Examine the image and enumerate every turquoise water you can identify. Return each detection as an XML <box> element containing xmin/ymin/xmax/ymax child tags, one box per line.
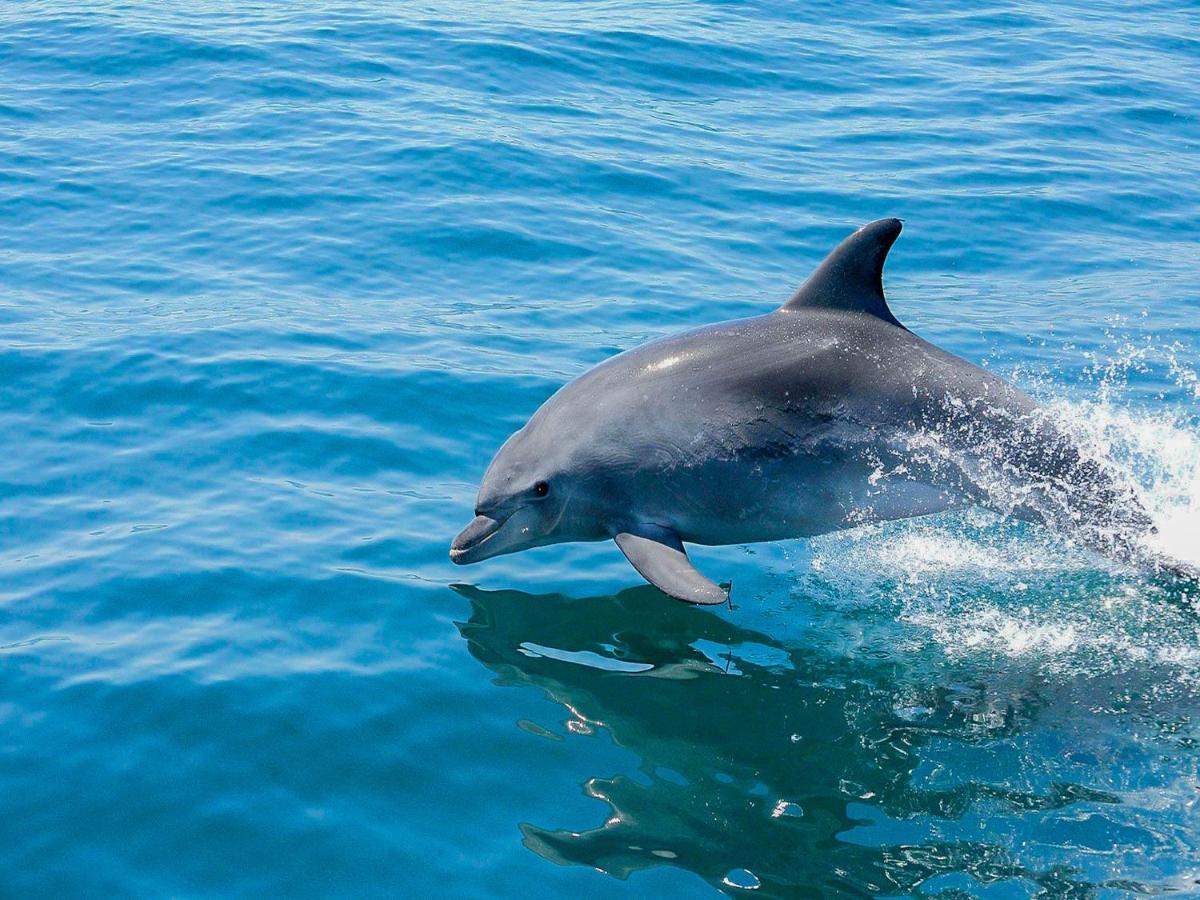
<box><xmin>3</xmin><ymin>1</ymin><xmax>1200</xmax><ymax>896</ymax></box>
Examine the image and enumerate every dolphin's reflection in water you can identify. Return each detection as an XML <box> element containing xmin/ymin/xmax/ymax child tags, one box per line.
<box><xmin>453</xmin><ymin>583</ymin><xmax>1177</xmax><ymax>898</ymax></box>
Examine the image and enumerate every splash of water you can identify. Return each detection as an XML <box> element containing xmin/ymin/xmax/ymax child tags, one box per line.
<box><xmin>807</xmin><ymin>341</ymin><xmax>1200</xmax><ymax>678</ymax></box>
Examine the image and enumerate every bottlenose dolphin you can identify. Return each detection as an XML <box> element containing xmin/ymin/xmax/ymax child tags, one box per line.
<box><xmin>451</xmin><ymin>218</ymin><xmax>1160</xmax><ymax>604</ymax></box>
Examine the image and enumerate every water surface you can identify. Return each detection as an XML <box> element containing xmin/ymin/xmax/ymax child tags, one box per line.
<box><xmin>2</xmin><ymin>1</ymin><xmax>1200</xmax><ymax>896</ymax></box>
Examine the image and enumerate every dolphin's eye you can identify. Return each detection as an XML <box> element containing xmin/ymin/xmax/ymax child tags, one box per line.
<box><xmin>533</xmin><ymin>481</ymin><xmax>550</xmax><ymax>498</ymax></box>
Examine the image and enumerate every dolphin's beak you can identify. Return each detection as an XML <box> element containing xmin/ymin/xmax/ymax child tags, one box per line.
<box><xmin>450</xmin><ymin>513</ymin><xmax>507</xmax><ymax>565</ymax></box>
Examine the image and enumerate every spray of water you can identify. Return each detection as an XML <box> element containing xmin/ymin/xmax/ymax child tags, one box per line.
<box><xmin>807</xmin><ymin>339</ymin><xmax>1200</xmax><ymax>680</ymax></box>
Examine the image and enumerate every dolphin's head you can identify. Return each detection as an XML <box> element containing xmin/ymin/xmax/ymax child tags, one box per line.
<box><xmin>450</xmin><ymin>420</ymin><xmax>612</xmax><ymax>565</ymax></box>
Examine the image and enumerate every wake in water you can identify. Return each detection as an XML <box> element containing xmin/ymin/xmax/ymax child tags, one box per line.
<box><xmin>1054</xmin><ymin>338</ymin><xmax>1200</xmax><ymax>576</ymax></box>
<box><xmin>807</xmin><ymin>338</ymin><xmax>1200</xmax><ymax>680</ymax></box>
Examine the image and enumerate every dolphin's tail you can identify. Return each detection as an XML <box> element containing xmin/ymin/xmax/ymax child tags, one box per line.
<box><xmin>1129</xmin><ymin>534</ymin><xmax>1200</xmax><ymax>588</ymax></box>
<box><xmin>1084</xmin><ymin>517</ymin><xmax>1200</xmax><ymax>591</ymax></box>
<box><xmin>1156</xmin><ymin>557</ymin><xmax>1200</xmax><ymax>584</ymax></box>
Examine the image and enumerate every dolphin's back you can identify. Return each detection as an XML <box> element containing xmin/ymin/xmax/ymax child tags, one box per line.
<box><xmin>550</xmin><ymin>306</ymin><xmax>1021</xmax><ymax>463</ymax></box>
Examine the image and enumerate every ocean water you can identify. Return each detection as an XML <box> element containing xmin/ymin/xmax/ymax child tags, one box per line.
<box><xmin>2</xmin><ymin>1</ymin><xmax>1200</xmax><ymax>896</ymax></box>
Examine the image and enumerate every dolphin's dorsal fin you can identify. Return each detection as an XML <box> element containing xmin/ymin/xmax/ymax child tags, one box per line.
<box><xmin>780</xmin><ymin>218</ymin><xmax>903</xmax><ymax>326</ymax></box>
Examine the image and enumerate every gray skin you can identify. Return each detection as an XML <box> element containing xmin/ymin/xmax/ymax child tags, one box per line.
<box><xmin>451</xmin><ymin>219</ymin><xmax>1157</xmax><ymax>604</ymax></box>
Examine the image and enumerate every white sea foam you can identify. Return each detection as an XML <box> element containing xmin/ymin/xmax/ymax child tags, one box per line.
<box><xmin>807</xmin><ymin>342</ymin><xmax>1200</xmax><ymax>679</ymax></box>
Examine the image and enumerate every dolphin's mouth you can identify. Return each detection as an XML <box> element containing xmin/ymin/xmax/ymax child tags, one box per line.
<box><xmin>449</xmin><ymin>512</ymin><xmax>512</xmax><ymax>564</ymax></box>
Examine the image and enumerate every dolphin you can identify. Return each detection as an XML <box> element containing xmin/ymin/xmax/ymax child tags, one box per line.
<box><xmin>450</xmin><ymin>218</ymin><xmax>1162</xmax><ymax>604</ymax></box>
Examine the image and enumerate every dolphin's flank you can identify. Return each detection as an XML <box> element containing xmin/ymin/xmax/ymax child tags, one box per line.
<box><xmin>451</xmin><ymin>219</ymin><xmax>1169</xmax><ymax>603</ymax></box>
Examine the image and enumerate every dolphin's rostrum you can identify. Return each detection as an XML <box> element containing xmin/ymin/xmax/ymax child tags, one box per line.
<box><xmin>451</xmin><ymin>219</ymin><xmax>1165</xmax><ymax>603</ymax></box>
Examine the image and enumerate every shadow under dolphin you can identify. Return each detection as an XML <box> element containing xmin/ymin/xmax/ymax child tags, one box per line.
<box><xmin>451</xmin><ymin>582</ymin><xmax>1168</xmax><ymax>899</ymax></box>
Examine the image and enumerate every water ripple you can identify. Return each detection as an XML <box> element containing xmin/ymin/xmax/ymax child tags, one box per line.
<box><xmin>2</xmin><ymin>0</ymin><xmax>1199</xmax><ymax>896</ymax></box>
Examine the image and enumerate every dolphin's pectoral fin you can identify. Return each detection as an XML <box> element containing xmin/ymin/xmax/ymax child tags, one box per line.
<box><xmin>614</xmin><ymin>528</ymin><xmax>728</xmax><ymax>606</ymax></box>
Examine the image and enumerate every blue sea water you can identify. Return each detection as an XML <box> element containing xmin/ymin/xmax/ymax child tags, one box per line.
<box><xmin>2</xmin><ymin>1</ymin><xmax>1200</xmax><ymax>896</ymax></box>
